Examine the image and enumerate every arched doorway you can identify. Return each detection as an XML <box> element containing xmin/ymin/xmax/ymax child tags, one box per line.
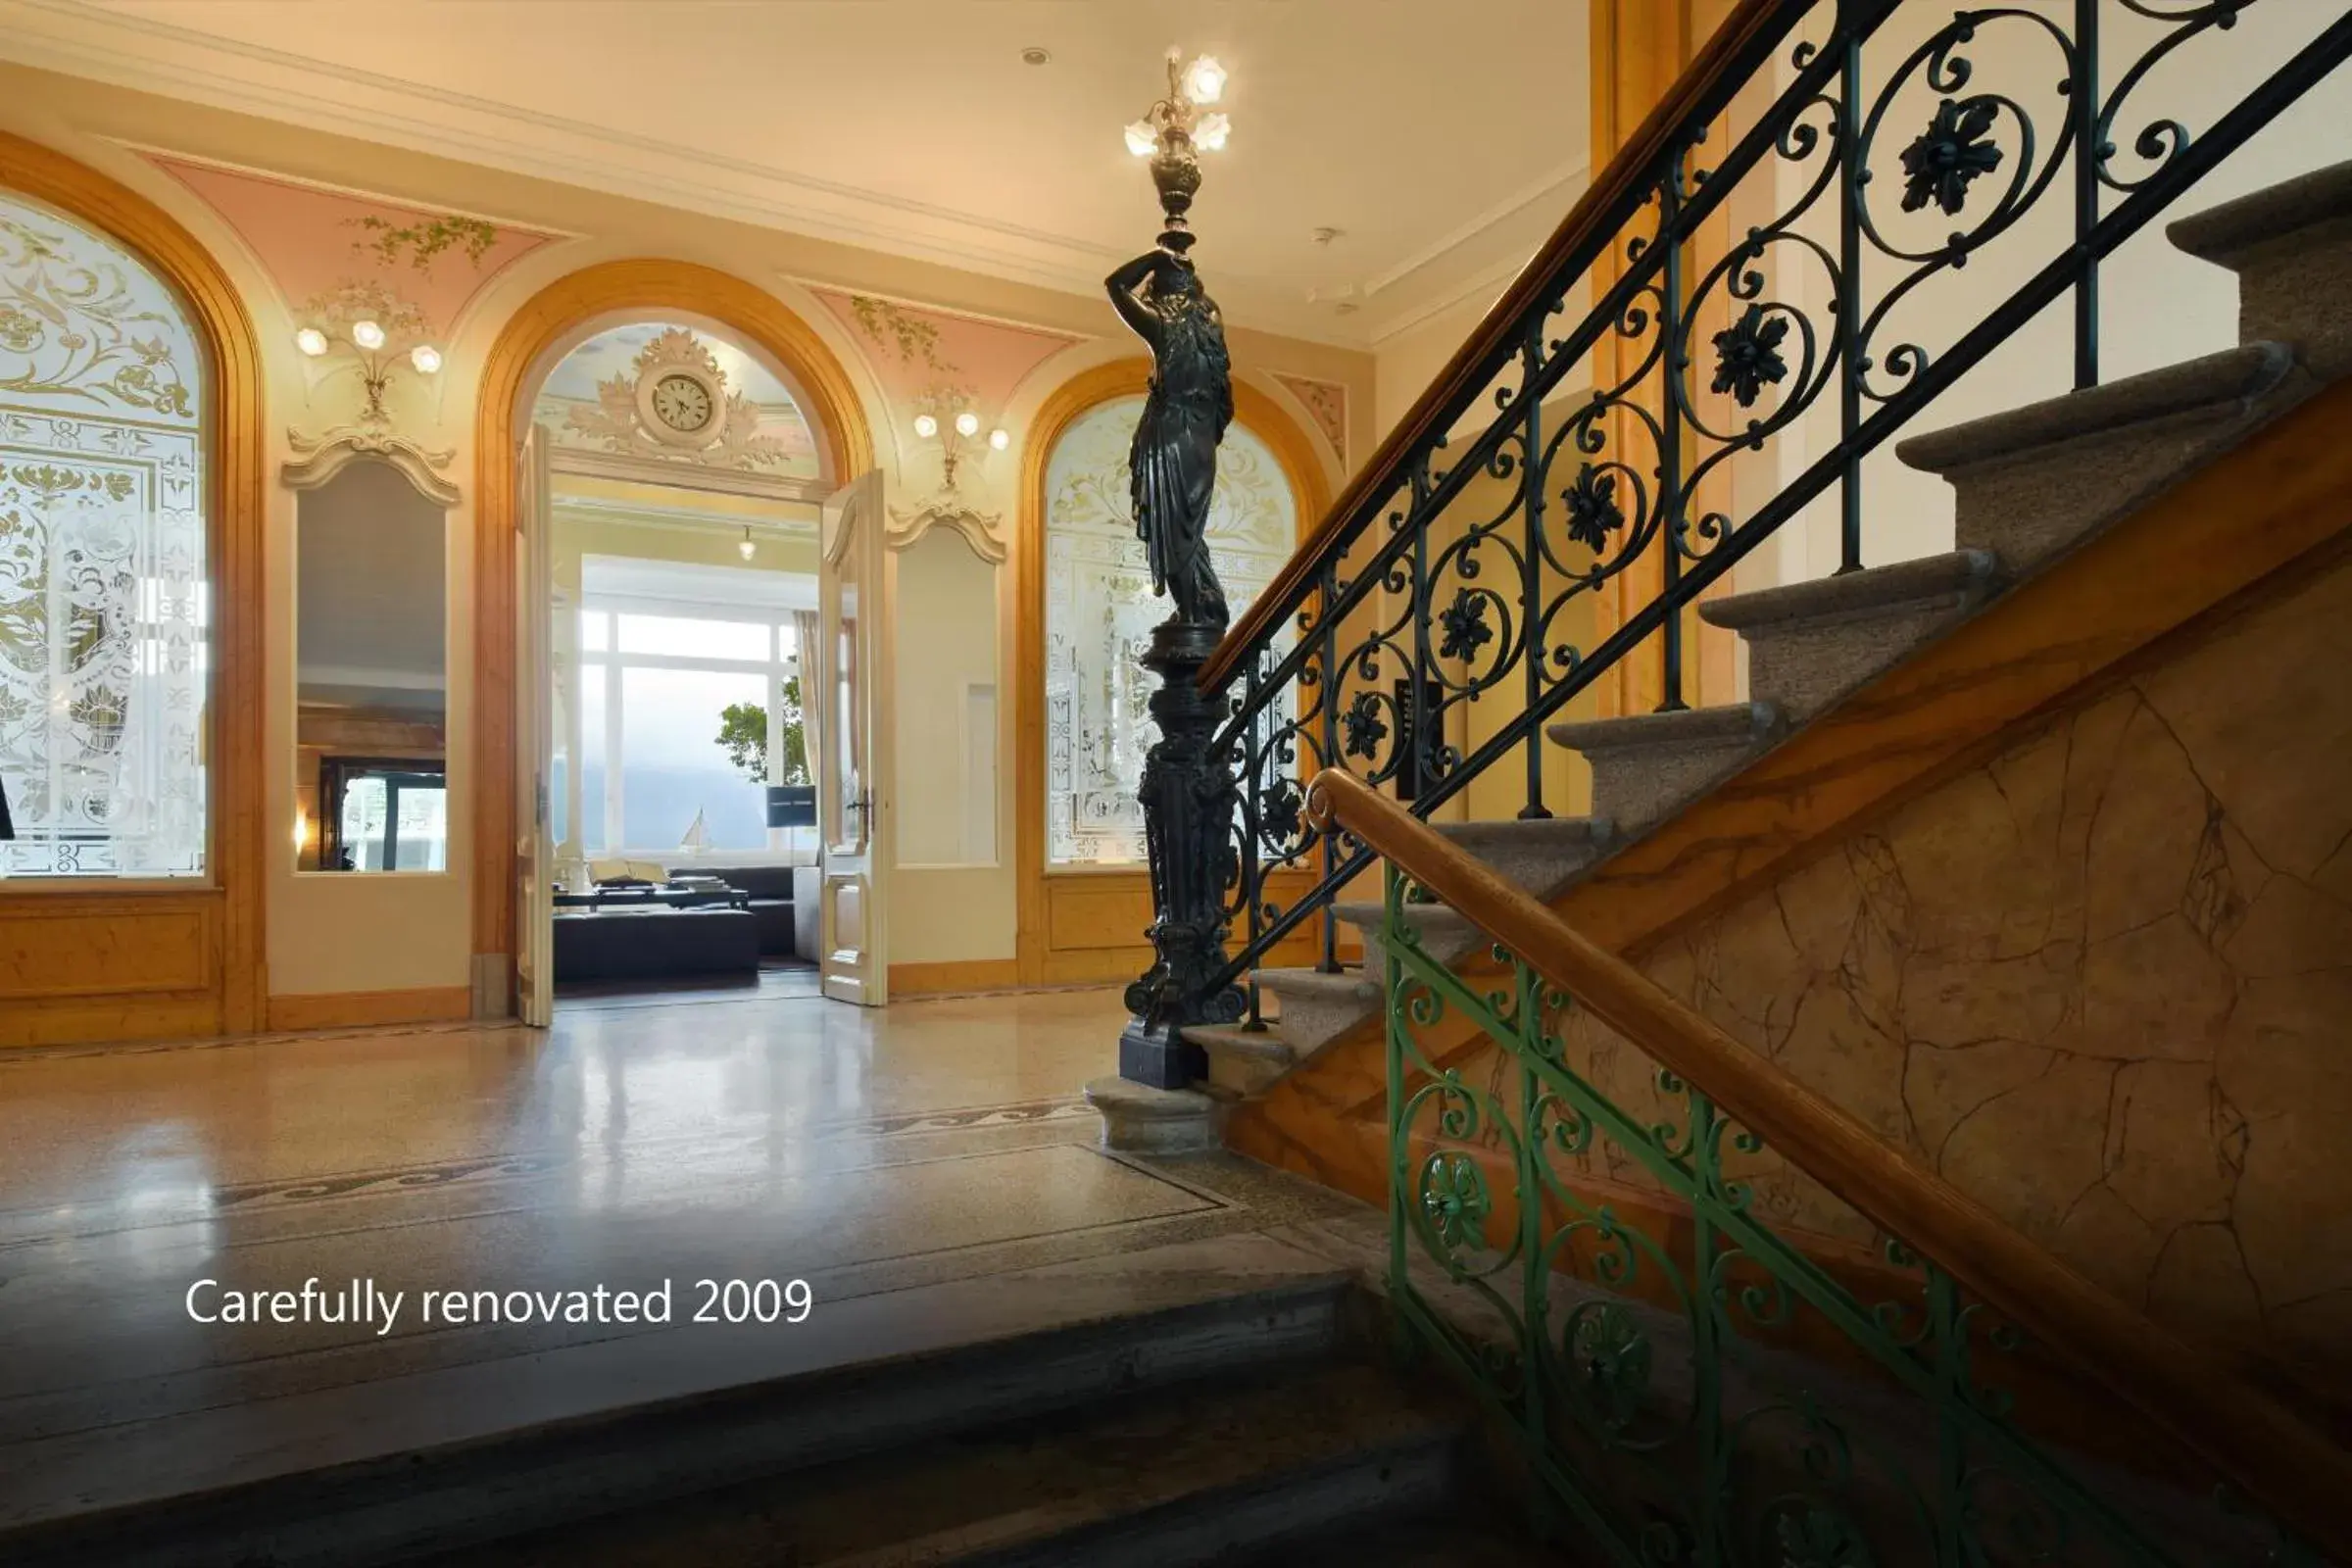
<box><xmin>473</xmin><ymin>262</ymin><xmax>875</xmax><ymax>1020</ymax></box>
<box><xmin>0</xmin><ymin>131</ymin><xmax>269</xmax><ymax>1047</ymax></box>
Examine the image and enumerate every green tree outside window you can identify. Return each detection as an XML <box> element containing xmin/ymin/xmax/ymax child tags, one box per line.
<box><xmin>715</xmin><ymin>675</ymin><xmax>810</xmax><ymax>786</ymax></box>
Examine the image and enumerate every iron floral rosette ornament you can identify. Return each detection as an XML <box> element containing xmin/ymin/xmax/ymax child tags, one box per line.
<box><xmin>1108</xmin><ymin>50</ymin><xmax>1246</xmax><ymax>1089</ymax></box>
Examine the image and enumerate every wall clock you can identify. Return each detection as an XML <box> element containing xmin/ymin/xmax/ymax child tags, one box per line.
<box><xmin>637</xmin><ymin>365</ymin><xmax>721</xmax><ymax>447</ymax></box>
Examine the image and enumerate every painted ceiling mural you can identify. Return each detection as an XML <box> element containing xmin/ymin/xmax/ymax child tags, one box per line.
<box><xmin>533</xmin><ymin>322</ymin><xmax>821</xmax><ymax>479</ymax></box>
<box><xmin>1271</xmin><ymin>371</ymin><xmax>1348</xmax><ymax>466</ymax></box>
<box><xmin>137</xmin><ymin>152</ymin><xmax>559</xmax><ymax>342</ymax></box>
<box><xmin>807</xmin><ymin>286</ymin><xmax>1078</xmax><ymax>437</ymax></box>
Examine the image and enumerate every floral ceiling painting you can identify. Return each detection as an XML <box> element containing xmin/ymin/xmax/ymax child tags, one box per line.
<box><xmin>808</xmin><ymin>286</ymin><xmax>1078</xmax><ymax>438</ymax></box>
<box><xmin>1272</xmin><ymin>371</ymin><xmax>1348</xmax><ymax>465</ymax></box>
<box><xmin>138</xmin><ymin>152</ymin><xmax>560</xmax><ymax>343</ymax></box>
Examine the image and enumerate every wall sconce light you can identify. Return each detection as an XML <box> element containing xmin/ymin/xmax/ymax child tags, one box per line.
<box><xmin>738</xmin><ymin>525</ymin><xmax>758</xmax><ymax>562</ymax></box>
<box><xmin>889</xmin><ymin>392</ymin><xmax>1012</xmax><ymax>562</ymax></box>
<box><xmin>908</xmin><ymin>397</ymin><xmax>1007</xmax><ymax>493</ymax></box>
<box><xmin>293</xmin><ymin>282</ymin><xmax>438</xmax><ymax>426</ymax></box>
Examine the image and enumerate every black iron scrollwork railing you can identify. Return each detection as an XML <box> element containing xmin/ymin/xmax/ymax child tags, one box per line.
<box><xmin>1195</xmin><ymin>0</ymin><xmax>2352</xmax><ymax>1020</ymax></box>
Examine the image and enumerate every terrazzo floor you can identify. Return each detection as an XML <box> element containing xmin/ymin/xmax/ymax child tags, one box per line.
<box><xmin>0</xmin><ymin>986</ymin><xmax>1367</xmax><ymax>1529</ymax></box>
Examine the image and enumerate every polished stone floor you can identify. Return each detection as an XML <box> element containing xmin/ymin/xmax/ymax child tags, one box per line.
<box><xmin>0</xmin><ymin>988</ymin><xmax>1366</xmax><ymax>1530</ymax></box>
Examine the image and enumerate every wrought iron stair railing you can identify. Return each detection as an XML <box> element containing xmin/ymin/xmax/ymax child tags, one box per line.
<box><xmin>1188</xmin><ymin>0</ymin><xmax>2352</xmax><ymax>1021</ymax></box>
<box><xmin>1307</xmin><ymin>764</ymin><xmax>2351</xmax><ymax>1566</ymax></box>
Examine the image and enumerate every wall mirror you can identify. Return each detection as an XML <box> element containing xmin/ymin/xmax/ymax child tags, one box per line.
<box><xmin>293</xmin><ymin>456</ymin><xmax>451</xmax><ymax>872</ymax></box>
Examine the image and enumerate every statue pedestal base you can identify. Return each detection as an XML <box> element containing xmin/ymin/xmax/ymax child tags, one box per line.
<box><xmin>1119</xmin><ymin>1014</ymin><xmax>1205</xmax><ymax>1091</ymax></box>
<box><xmin>1113</xmin><ymin>615</ymin><xmax>1245</xmax><ymax>1092</ymax></box>
<box><xmin>1084</xmin><ymin>1074</ymin><xmax>1220</xmax><ymax>1153</ymax></box>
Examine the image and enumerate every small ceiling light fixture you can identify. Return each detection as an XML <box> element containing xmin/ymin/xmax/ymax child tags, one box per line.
<box><xmin>1021</xmin><ymin>46</ymin><xmax>1052</xmax><ymax>66</ymax></box>
<box><xmin>738</xmin><ymin>525</ymin><xmax>757</xmax><ymax>562</ymax></box>
<box><xmin>294</xmin><ymin>327</ymin><xmax>328</xmax><ymax>358</ymax></box>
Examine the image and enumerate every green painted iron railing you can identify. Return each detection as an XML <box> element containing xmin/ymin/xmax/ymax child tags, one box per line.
<box><xmin>1371</xmin><ymin>858</ymin><xmax>2328</xmax><ymax>1567</ymax></box>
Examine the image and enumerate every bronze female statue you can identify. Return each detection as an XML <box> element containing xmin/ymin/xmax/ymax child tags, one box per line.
<box><xmin>1106</xmin><ymin>246</ymin><xmax>1234</xmax><ymax>630</ymax></box>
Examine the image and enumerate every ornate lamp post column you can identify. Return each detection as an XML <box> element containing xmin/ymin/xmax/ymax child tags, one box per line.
<box><xmin>1105</xmin><ymin>50</ymin><xmax>1244</xmax><ymax>1093</ymax></box>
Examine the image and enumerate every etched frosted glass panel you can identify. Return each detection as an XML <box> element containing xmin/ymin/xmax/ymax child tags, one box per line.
<box><xmin>1043</xmin><ymin>397</ymin><xmax>1295</xmax><ymax>867</ymax></box>
<box><xmin>0</xmin><ymin>194</ymin><xmax>207</xmax><ymax>877</ymax></box>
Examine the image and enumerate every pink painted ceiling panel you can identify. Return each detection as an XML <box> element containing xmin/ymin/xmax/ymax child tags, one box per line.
<box><xmin>140</xmin><ymin>152</ymin><xmax>561</xmax><ymax>336</ymax></box>
<box><xmin>808</xmin><ymin>286</ymin><xmax>1080</xmax><ymax>422</ymax></box>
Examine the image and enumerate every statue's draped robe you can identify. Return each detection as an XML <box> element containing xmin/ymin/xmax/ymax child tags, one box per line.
<box><xmin>1128</xmin><ymin>292</ymin><xmax>1234</xmax><ymax>629</ymax></box>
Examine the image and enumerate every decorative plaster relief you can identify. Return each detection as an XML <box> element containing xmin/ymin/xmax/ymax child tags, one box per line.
<box><xmin>1272</xmin><ymin>371</ymin><xmax>1348</xmax><ymax>465</ymax></box>
<box><xmin>533</xmin><ymin>322</ymin><xmax>821</xmax><ymax>481</ymax></box>
<box><xmin>1470</xmin><ymin>553</ymin><xmax>2352</xmax><ymax>1383</ymax></box>
<box><xmin>281</xmin><ymin>426</ymin><xmax>459</xmax><ymax>510</ymax></box>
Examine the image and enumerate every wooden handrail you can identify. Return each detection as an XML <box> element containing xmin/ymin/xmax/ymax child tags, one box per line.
<box><xmin>1200</xmin><ymin>0</ymin><xmax>1804</xmax><ymax>694</ymax></box>
<box><xmin>1307</xmin><ymin>764</ymin><xmax>2352</xmax><ymax>1564</ymax></box>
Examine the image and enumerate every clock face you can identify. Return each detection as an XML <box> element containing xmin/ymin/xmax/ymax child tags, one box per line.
<box><xmin>649</xmin><ymin>372</ymin><xmax>714</xmax><ymax>435</ymax></box>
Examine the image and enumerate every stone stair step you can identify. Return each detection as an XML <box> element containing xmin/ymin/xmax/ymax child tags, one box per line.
<box><xmin>1252</xmin><ymin>967</ymin><xmax>1382</xmax><ymax>1059</ymax></box>
<box><xmin>1699</xmin><ymin>549</ymin><xmax>2004</xmax><ymax>721</ymax></box>
<box><xmin>1434</xmin><ymin>815</ymin><xmax>1616</xmax><ymax>898</ymax></box>
<box><xmin>1332</xmin><ymin>900</ymin><xmax>1488</xmax><ymax>990</ymax></box>
<box><xmin>0</xmin><ymin>1242</ymin><xmax>1358</xmax><ymax>1568</ymax></box>
<box><xmin>1895</xmin><ymin>340</ymin><xmax>2311</xmax><ymax>574</ymax></box>
<box><xmin>1544</xmin><ymin>702</ymin><xmax>1784</xmax><ymax>835</ymax></box>
<box><xmin>2170</xmin><ymin>157</ymin><xmax>2352</xmax><ymax>380</ymax></box>
<box><xmin>1180</xmin><ymin>1023</ymin><xmax>1298</xmax><ymax>1099</ymax></box>
<box><xmin>436</xmin><ymin>1359</ymin><xmax>1469</xmax><ymax>1568</ymax></box>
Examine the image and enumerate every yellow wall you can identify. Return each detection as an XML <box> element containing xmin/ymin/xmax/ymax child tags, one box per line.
<box><xmin>0</xmin><ymin>60</ymin><xmax>1369</xmax><ymax>1020</ymax></box>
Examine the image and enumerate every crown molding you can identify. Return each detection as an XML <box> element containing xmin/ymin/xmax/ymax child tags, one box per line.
<box><xmin>0</xmin><ymin>1</ymin><xmax>1368</xmax><ymax>347</ymax></box>
<box><xmin>0</xmin><ymin>0</ymin><xmax>1584</xmax><ymax>357</ymax></box>
<box><xmin>1359</xmin><ymin>157</ymin><xmax>1588</xmax><ymax>302</ymax></box>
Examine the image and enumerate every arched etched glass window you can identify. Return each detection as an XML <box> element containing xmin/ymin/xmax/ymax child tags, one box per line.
<box><xmin>1043</xmin><ymin>398</ymin><xmax>1294</xmax><ymax>866</ymax></box>
<box><xmin>0</xmin><ymin>194</ymin><xmax>207</xmax><ymax>877</ymax></box>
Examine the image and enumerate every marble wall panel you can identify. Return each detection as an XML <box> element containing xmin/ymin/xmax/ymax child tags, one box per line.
<box><xmin>1461</xmin><ymin>551</ymin><xmax>2352</xmax><ymax>1378</ymax></box>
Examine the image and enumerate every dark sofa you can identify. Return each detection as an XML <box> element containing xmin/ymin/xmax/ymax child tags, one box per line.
<box><xmin>553</xmin><ymin>906</ymin><xmax>760</xmax><ymax>982</ymax></box>
<box><xmin>677</xmin><ymin>863</ymin><xmax>799</xmax><ymax>957</ymax></box>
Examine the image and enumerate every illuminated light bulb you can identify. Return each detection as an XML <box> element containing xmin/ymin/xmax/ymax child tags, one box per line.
<box><xmin>988</xmin><ymin>428</ymin><xmax>1009</xmax><ymax>451</ymax></box>
<box><xmin>1195</xmin><ymin>112</ymin><xmax>1231</xmax><ymax>153</ymax></box>
<box><xmin>351</xmin><ymin>319</ymin><xmax>387</xmax><ymax>351</ymax></box>
<box><xmin>294</xmin><ymin>327</ymin><xmax>328</xmax><ymax>358</ymax></box>
<box><xmin>293</xmin><ymin>809</ymin><xmax>309</xmax><ymax>849</ymax></box>
<box><xmin>1181</xmin><ymin>55</ymin><xmax>1227</xmax><ymax>105</ymax></box>
<box><xmin>912</xmin><ymin>413</ymin><xmax>938</xmax><ymax>439</ymax></box>
<box><xmin>410</xmin><ymin>344</ymin><xmax>443</xmax><ymax>374</ymax></box>
<box><xmin>955</xmin><ymin>411</ymin><xmax>980</xmax><ymax>438</ymax></box>
<box><xmin>1123</xmin><ymin>120</ymin><xmax>1157</xmax><ymax>158</ymax></box>
<box><xmin>738</xmin><ymin>527</ymin><xmax>757</xmax><ymax>562</ymax></box>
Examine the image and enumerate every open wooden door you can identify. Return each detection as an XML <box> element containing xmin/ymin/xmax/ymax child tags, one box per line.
<box><xmin>514</xmin><ymin>424</ymin><xmax>555</xmax><ymax>1027</ymax></box>
<box><xmin>816</xmin><ymin>468</ymin><xmax>889</xmax><ymax>1005</ymax></box>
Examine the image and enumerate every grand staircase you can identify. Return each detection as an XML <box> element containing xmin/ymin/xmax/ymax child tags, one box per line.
<box><xmin>1191</xmin><ymin>158</ymin><xmax>2352</xmax><ymax>1125</ymax></box>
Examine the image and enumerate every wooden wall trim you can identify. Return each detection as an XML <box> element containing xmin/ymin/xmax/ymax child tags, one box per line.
<box><xmin>266</xmin><ymin>986</ymin><xmax>472</xmax><ymax>1032</ymax></box>
<box><xmin>885</xmin><ymin>958</ymin><xmax>1022</xmax><ymax>998</ymax></box>
<box><xmin>470</xmin><ymin>261</ymin><xmax>876</xmax><ymax>1008</ymax></box>
<box><xmin>0</xmin><ymin>129</ymin><xmax>270</xmax><ymax>1043</ymax></box>
<box><xmin>1012</xmin><ymin>361</ymin><xmax>1334</xmax><ymax>986</ymax></box>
